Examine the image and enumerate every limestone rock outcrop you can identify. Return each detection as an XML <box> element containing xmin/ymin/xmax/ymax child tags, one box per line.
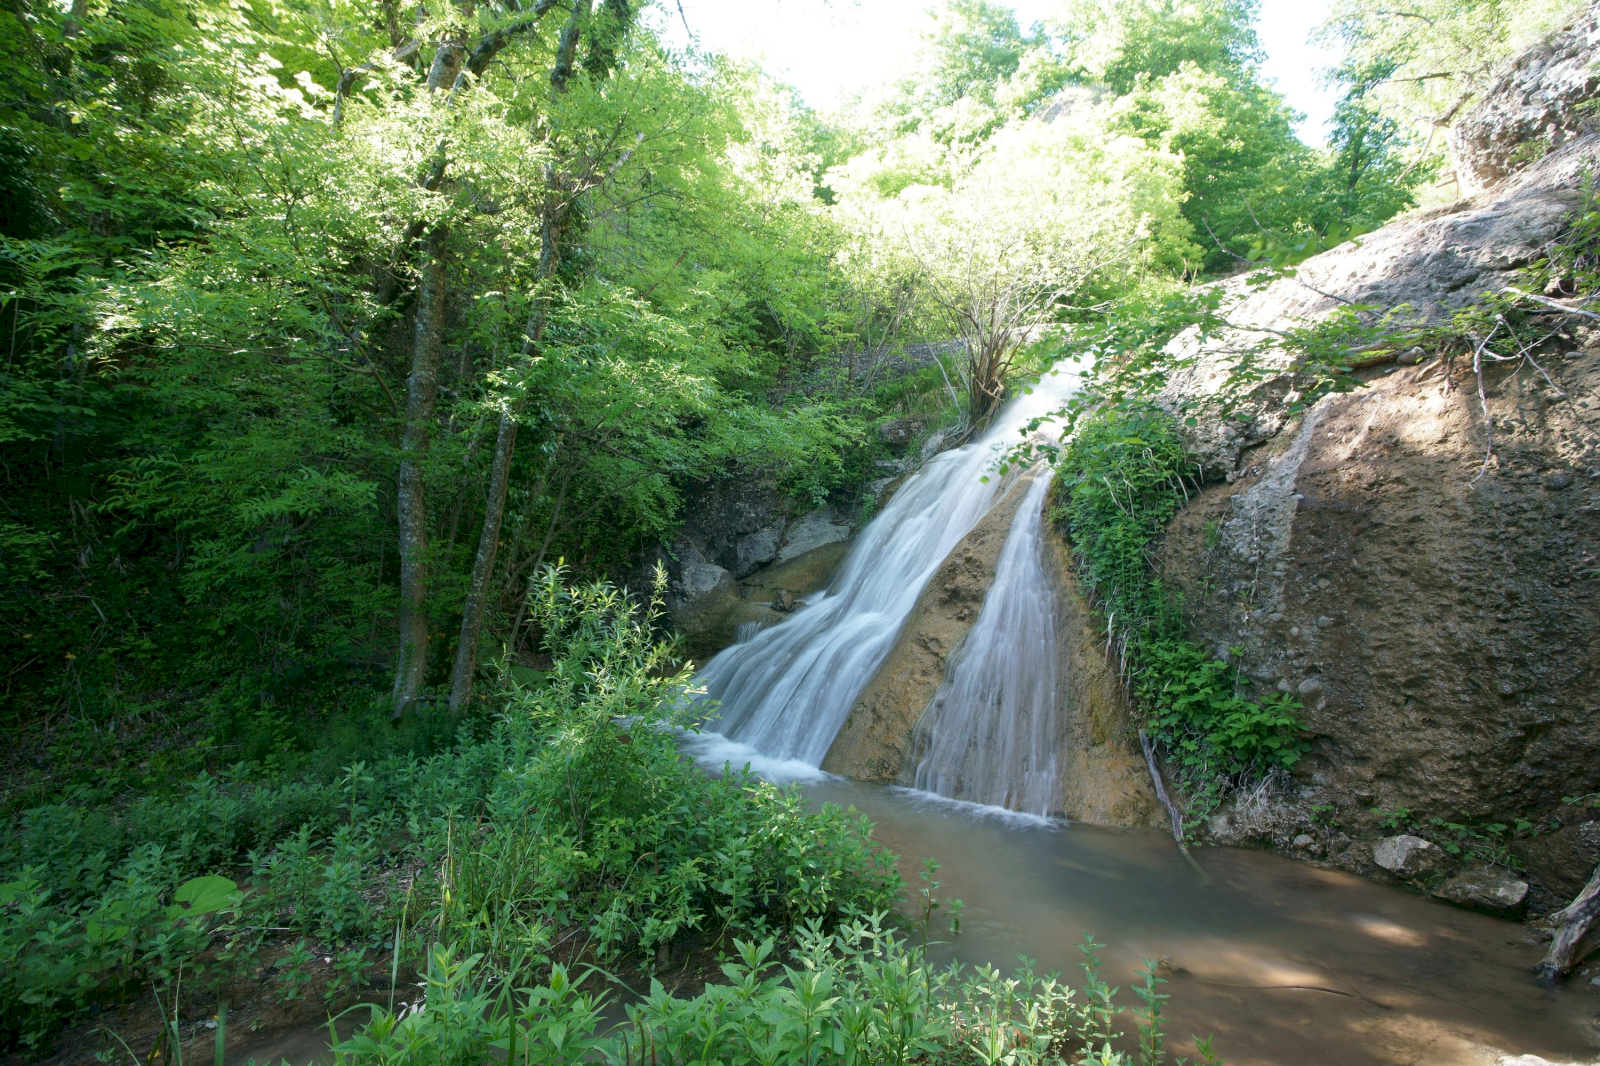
<box><xmin>1449</xmin><ymin>6</ymin><xmax>1600</xmax><ymax>196</ymax></box>
<box><xmin>1152</xmin><ymin>20</ymin><xmax>1600</xmax><ymax>904</ymax></box>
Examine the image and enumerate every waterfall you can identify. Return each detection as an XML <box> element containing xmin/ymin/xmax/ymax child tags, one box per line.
<box><xmin>907</xmin><ymin>471</ymin><xmax>1061</xmax><ymax>815</ymax></box>
<box><xmin>693</xmin><ymin>365</ymin><xmax>1079</xmax><ymax>772</ymax></box>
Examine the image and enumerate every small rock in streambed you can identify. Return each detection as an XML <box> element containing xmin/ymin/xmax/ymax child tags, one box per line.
<box><xmin>1373</xmin><ymin>834</ymin><xmax>1447</xmax><ymax>879</ymax></box>
<box><xmin>1433</xmin><ymin>866</ymin><xmax>1529</xmax><ymax>916</ymax></box>
<box><xmin>772</xmin><ymin>590</ymin><xmax>796</xmax><ymax>612</ymax></box>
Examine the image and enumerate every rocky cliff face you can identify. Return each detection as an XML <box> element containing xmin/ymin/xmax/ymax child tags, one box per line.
<box><xmin>1450</xmin><ymin>5</ymin><xmax>1600</xmax><ymax>196</ymax></box>
<box><xmin>653</xmin><ymin>416</ymin><xmax>950</xmax><ymax>659</ymax></box>
<box><xmin>1151</xmin><ymin>31</ymin><xmax>1600</xmax><ymax>909</ymax></box>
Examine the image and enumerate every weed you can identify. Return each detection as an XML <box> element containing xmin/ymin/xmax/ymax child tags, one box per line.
<box><xmin>1374</xmin><ymin>806</ymin><xmax>1414</xmax><ymax>831</ymax></box>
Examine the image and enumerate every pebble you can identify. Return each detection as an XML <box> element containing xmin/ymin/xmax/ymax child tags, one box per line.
<box><xmin>1317</xmin><ymin>616</ymin><xmax>1333</xmax><ymax>627</ymax></box>
<box><xmin>1292</xmin><ymin>833</ymin><xmax>1315</xmax><ymax>848</ymax></box>
<box><xmin>1298</xmin><ymin>678</ymin><xmax>1324</xmax><ymax>696</ymax></box>
<box><xmin>1317</xmin><ymin>578</ymin><xmax>1332</xmax><ymax>590</ymax></box>
<box><xmin>1289</xmin><ymin>626</ymin><xmax>1301</xmax><ymax>637</ymax></box>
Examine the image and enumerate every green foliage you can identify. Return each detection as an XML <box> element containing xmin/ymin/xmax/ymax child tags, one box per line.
<box><xmin>1050</xmin><ymin>405</ymin><xmax>1307</xmax><ymax>814</ymax></box>
<box><xmin>328</xmin><ymin>920</ymin><xmax>1209</xmax><ymax>1066</ymax></box>
<box><xmin>0</xmin><ymin>574</ymin><xmax>901</xmax><ymax>1051</ymax></box>
<box><xmin>1424</xmin><ymin>817</ymin><xmax>1526</xmax><ymax>871</ymax></box>
<box><xmin>1373</xmin><ymin>806</ymin><xmax>1414</xmax><ymax>830</ymax></box>
<box><xmin>1321</xmin><ymin>0</ymin><xmax>1586</xmax><ymax>149</ymax></box>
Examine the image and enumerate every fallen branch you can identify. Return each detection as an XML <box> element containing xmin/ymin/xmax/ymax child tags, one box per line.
<box><xmin>1535</xmin><ymin>861</ymin><xmax>1600</xmax><ymax>982</ymax></box>
<box><xmin>1466</xmin><ymin>324</ymin><xmax>1500</xmax><ymax>484</ymax></box>
<box><xmin>1505</xmin><ymin>285</ymin><xmax>1600</xmax><ymax>321</ymax></box>
<box><xmin>1140</xmin><ymin>728</ymin><xmax>1189</xmax><ymax>855</ymax></box>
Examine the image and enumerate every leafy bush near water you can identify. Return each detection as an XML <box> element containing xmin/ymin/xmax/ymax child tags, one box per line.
<box><xmin>328</xmin><ymin>923</ymin><xmax>1212</xmax><ymax>1066</ymax></box>
<box><xmin>0</xmin><ymin>570</ymin><xmax>901</xmax><ymax>1052</ymax></box>
<box><xmin>1050</xmin><ymin>405</ymin><xmax>1307</xmax><ymax>818</ymax></box>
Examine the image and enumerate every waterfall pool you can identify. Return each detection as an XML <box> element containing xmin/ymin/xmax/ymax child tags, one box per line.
<box><xmin>799</xmin><ymin>776</ymin><xmax>1596</xmax><ymax>1066</ymax></box>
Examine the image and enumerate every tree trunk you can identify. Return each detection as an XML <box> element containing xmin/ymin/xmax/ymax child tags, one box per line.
<box><xmin>444</xmin><ymin>1</ymin><xmax>592</xmax><ymax>713</ymax></box>
<box><xmin>447</xmin><ymin>406</ymin><xmax>517</xmax><ymax>711</ymax></box>
<box><xmin>393</xmin><ymin>226</ymin><xmax>447</xmax><ymax>717</ymax></box>
<box><xmin>1536</xmin><ymin>861</ymin><xmax>1600</xmax><ymax>982</ymax></box>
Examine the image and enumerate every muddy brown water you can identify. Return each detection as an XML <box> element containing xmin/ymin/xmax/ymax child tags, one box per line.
<box><xmin>808</xmin><ymin>779</ymin><xmax>1597</xmax><ymax>1066</ymax></box>
<box><xmin>227</xmin><ymin>778</ymin><xmax>1598</xmax><ymax>1066</ymax></box>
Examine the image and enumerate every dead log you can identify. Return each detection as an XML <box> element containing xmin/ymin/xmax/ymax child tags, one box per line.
<box><xmin>1535</xmin><ymin>860</ymin><xmax>1600</xmax><ymax>981</ymax></box>
<box><xmin>1139</xmin><ymin>729</ymin><xmax>1189</xmax><ymax>855</ymax></box>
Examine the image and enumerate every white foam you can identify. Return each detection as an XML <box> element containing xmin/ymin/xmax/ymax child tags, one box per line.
<box><xmin>676</xmin><ymin>729</ymin><xmax>836</xmax><ymax>785</ymax></box>
<box><xmin>884</xmin><ymin>785</ymin><xmax>1063</xmax><ymax>830</ymax></box>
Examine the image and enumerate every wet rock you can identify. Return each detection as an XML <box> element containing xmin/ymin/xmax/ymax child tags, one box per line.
<box><xmin>777</xmin><ymin>506</ymin><xmax>852</xmax><ymax>562</ymax></box>
<box><xmin>772</xmin><ymin>590</ymin><xmax>795</xmax><ymax>612</ymax></box>
<box><xmin>1373</xmin><ymin>834</ymin><xmax>1447</xmax><ymax>879</ymax></box>
<box><xmin>824</xmin><ymin>474</ymin><xmax>1039</xmax><ymax>784</ymax></box>
<box><xmin>1433</xmin><ymin>866</ymin><xmax>1530</xmax><ymax>916</ymax></box>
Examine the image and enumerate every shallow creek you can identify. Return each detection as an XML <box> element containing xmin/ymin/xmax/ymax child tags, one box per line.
<box><xmin>229</xmin><ymin>759</ymin><xmax>1597</xmax><ymax>1066</ymax></box>
<box><xmin>800</xmin><ymin>776</ymin><xmax>1596</xmax><ymax>1066</ymax></box>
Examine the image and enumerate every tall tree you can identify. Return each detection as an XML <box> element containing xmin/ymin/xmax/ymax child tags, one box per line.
<box><xmin>449</xmin><ymin>0</ymin><xmax>640</xmax><ymax>714</ymax></box>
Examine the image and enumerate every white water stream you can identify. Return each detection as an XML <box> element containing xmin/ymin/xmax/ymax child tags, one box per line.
<box><xmin>692</xmin><ymin>366</ymin><xmax>1079</xmax><ymax>806</ymax></box>
<box><xmin>907</xmin><ymin>471</ymin><xmax>1062</xmax><ymax>814</ymax></box>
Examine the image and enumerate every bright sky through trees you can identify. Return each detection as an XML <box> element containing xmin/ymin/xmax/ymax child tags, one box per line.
<box><xmin>654</xmin><ymin>0</ymin><xmax>1340</xmax><ymax>142</ymax></box>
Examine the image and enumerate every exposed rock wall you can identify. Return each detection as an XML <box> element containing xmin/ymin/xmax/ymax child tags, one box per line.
<box><xmin>1449</xmin><ymin>4</ymin><xmax>1600</xmax><ymax>196</ymax></box>
<box><xmin>1045</xmin><ymin>534</ymin><xmax>1163</xmax><ymax>827</ymax></box>
<box><xmin>655</xmin><ymin>416</ymin><xmax>957</xmax><ymax>659</ymax></box>
<box><xmin>1148</xmin><ymin>62</ymin><xmax>1600</xmax><ymax>904</ymax></box>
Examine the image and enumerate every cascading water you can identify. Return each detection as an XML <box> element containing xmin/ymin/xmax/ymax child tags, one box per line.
<box><xmin>692</xmin><ymin>364</ymin><xmax>1079</xmax><ymax>780</ymax></box>
<box><xmin>906</xmin><ymin>471</ymin><xmax>1061</xmax><ymax>815</ymax></box>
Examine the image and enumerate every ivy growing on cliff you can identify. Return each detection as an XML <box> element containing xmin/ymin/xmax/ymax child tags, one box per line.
<box><xmin>1048</xmin><ymin>404</ymin><xmax>1307</xmax><ymax>819</ymax></box>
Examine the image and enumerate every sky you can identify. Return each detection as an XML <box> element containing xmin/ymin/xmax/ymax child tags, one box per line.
<box><xmin>651</xmin><ymin>0</ymin><xmax>1342</xmax><ymax>143</ymax></box>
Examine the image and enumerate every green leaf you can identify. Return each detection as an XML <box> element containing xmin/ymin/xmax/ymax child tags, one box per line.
<box><xmin>170</xmin><ymin>875</ymin><xmax>238</xmax><ymax>919</ymax></box>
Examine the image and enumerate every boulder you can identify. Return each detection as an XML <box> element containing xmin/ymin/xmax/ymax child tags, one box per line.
<box><xmin>1433</xmin><ymin>866</ymin><xmax>1530</xmax><ymax>916</ymax></box>
<box><xmin>734</xmin><ymin>523</ymin><xmax>784</xmax><ymax>576</ymax></box>
<box><xmin>1373</xmin><ymin>834</ymin><xmax>1447</xmax><ymax>879</ymax></box>
<box><xmin>777</xmin><ymin>506</ymin><xmax>852</xmax><ymax>562</ymax></box>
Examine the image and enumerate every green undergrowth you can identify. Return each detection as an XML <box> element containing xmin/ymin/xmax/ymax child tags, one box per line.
<box><xmin>2</xmin><ymin>569</ymin><xmax>1222</xmax><ymax>1066</ymax></box>
<box><xmin>327</xmin><ymin>924</ymin><xmax>1217</xmax><ymax>1066</ymax></box>
<box><xmin>0</xmin><ymin>569</ymin><xmax>902</xmax><ymax>1053</ymax></box>
<box><xmin>1049</xmin><ymin>405</ymin><xmax>1307</xmax><ymax>824</ymax></box>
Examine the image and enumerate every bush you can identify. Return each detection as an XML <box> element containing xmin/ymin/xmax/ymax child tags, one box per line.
<box><xmin>0</xmin><ymin>570</ymin><xmax>900</xmax><ymax>1052</ymax></box>
<box><xmin>330</xmin><ymin>920</ymin><xmax>1213</xmax><ymax>1066</ymax></box>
